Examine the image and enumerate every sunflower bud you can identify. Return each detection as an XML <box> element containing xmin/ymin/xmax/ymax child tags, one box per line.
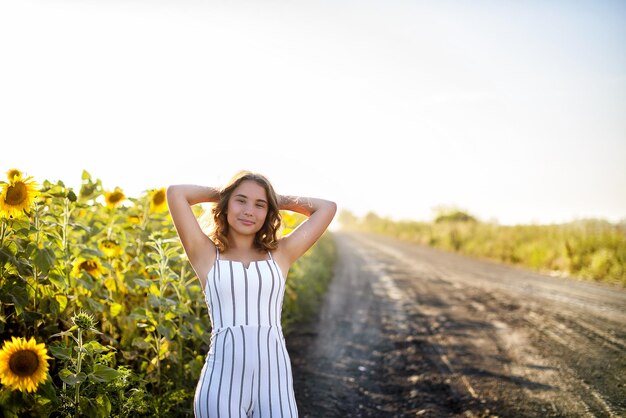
<box><xmin>67</xmin><ymin>190</ymin><xmax>77</xmax><ymax>202</ymax></box>
<box><xmin>72</xmin><ymin>311</ymin><xmax>97</xmax><ymax>331</ymax></box>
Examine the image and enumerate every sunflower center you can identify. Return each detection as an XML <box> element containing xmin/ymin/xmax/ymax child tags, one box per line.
<box><xmin>81</xmin><ymin>260</ymin><xmax>98</xmax><ymax>272</ymax></box>
<box><xmin>153</xmin><ymin>191</ymin><xmax>165</xmax><ymax>205</ymax></box>
<box><xmin>5</xmin><ymin>183</ymin><xmax>27</xmax><ymax>206</ymax></box>
<box><xmin>9</xmin><ymin>350</ymin><xmax>39</xmax><ymax>377</ymax></box>
<box><xmin>108</xmin><ymin>192</ymin><xmax>124</xmax><ymax>204</ymax></box>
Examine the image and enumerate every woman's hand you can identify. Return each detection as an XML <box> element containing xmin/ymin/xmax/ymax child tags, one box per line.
<box><xmin>167</xmin><ymin>185</ymin><xmax>220</xmax><ymax>206</ymax></box>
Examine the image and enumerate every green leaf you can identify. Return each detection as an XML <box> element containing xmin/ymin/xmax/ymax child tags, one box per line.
<box><xmin>33</xmin><ymin>247</ymin><xmax>56</xmax><ymax>273</ymax></box>
<box><xmin>76</xmin><ymin>276</ymin><xmax>95</xmax><ymax>291</ymax></box>
<box><xmin>80</xmin><ymin>247</ymin><xmax>104</xmax><ymax>258</ymax></box>
<box><xmin>19</xmin><ymin>310</ymin><xmax>42</xmax><ymax>323</ymax></box>
<box><xmin>59</xmin><ymin>369</ymin><xmax>87</xmax><ymax>385</ymax></box>
<box><xmin>25</xmin><ymin>241</ymin><xmax>37</xmax><ymax>257</ymax></box>
<box><xmin>0</xmin><ymin>247</ymin><xmax>11</xmax><ymax>263</ymax></box>
<box><xmin>129</xmin><ymin>307</ymin><xmax>151</xmax><ymax>322</ymax></box>
<box><xmin>38</xmin><ymin>378</ymin><xmax>58</xmax><ymax>402</ymax></box>
<box><xmin>44</xmin><ymin>231</ymin><xmax>62</xmax><ymax>244</ymax></box>
<box><xmin>131</xmin><ymin>337</ymin><xmax>152</xmax><ymax>350</ymax></box>
<box><xmin>83</xmin><ymin>296</ymin><xmax>104</xmax><ymax>312</ymax></box>
<box><xmin>156</xmin><ymin>323</ymin><xmax>174</xmax><ymax>340</ymax></box>
<box><xmin>50</xmin><ymin>326</ymin><xmax>78</xmax><ymax>339</ymax></box>
<box><xmin>47</xmin><ymin>296</ymin><xmax>61</xmax><ymax>316</ymax></box>
<box><xmin>96</xmin><ymin>393</ymin><xmax>112</xmax><ymax>416</ymax></box>
<box><xmin>0</xmin><ymin>275</ymin><xmax>28</xmax><ymax>313</ymax></box>
<box><xmin>69</xmin><ymin>223</ymin><xmax>90</xmax><ymax>233</ymax></box>
<box><xmin>83</xmin><ymin>341</ymin><xmax>107</xmax><ymax>354</ymax></box>
<box><xmin>79</xmin><ymin>396</ymin><xmax>97</xmax><ymax>417</ymax></box>
<box><xmin>89</xmin><ymin>364</ymin><xmax>120</xmax><ymax>383</ymax></box>
<box><xmin>48</xmin><ymin>344</ymin><xmax>72</xmax><ymax>360</ymax></box>
<box><xmin>148</xmin><ymin>294</ymin><xmax>162</xmax><ymax>308</ymax></box>
<box><xmin>132</xmin><ymin>278</ymin><xmax>152</xmax><ymax>288</ymax></box>
<box><xmin>48</xmin><ymin>272</ymin><xmax>68</xmax><ymax>290</ymax></box>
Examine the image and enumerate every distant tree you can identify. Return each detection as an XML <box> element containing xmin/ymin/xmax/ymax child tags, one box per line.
<box><xmin>432</xmin><ymin>205</ymin><xmax>478</xmax><ymax>223</ymax></box>
<box><xmin>364</xmin><ymin>211</ymin><xmax>381</xmax><ymax>226</ymax></box>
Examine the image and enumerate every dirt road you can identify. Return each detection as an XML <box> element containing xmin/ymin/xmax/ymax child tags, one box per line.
<box><xmin>286</xmin><ymin>231</ymin><xmax>626</xmax><ymax>418</ymax></box>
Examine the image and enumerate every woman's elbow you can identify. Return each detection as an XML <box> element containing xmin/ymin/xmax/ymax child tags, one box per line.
<box><xmin>327</xmin><ymin>200</ymin><xmax>338</xmax><ymax>216</ymax></box>
<box><xmin>166</xmin><ymin>185</ymin><xmax>181</xmax><ymax>201</ymax></box>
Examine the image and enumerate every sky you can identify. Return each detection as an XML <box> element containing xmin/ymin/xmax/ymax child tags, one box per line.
<box><xmin>1</xmin><ymin>0</ymin><xmax>625</xmax><ymax>226</ymax></box>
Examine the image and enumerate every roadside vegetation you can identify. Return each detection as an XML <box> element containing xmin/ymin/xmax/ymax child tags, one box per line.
<box><xmin>339</xmin><ymin>207</ymin><xmax>625</xmax><ymax>287</ymax></box>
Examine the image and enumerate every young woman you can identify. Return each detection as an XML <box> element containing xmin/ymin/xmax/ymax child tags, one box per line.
<box><xmin>166</xmin><ymin>170</ymin><xmax>336</xmax><ymax>418</ymax></box>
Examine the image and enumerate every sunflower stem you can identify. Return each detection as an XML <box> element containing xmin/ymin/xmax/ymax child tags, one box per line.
<box><xmin>62</xmin><ymin>196</ymin><xmax>72</xmax><ymax>290</ymax></box>
<box><xmin>74</xmin><ymin>328</ymin><xmax>83</xmax><ymax>417</ymax></box>
<box><xmin>177</xmin><ymin>263</ymin><xmax>186</xmax><ymax>385</ymax></box>
<box><xmin>136</xmin><ymin>201</ymin><xmax>150</xmax><ymax>259</ymax></box>
<box><xmin>0</xmin><ymin>220</ymin><xmax>6</xmax><ymax>278</ymax></box>
<box><xmin>0</xmin><ymin>219</ymin><xmax>6</xmax><ymax>248</ymax></box>
<box><xmin>156</xmin><ymin>240</ymin><xmax>167</xmax><ymax>397</ymax></box>
<box><xmin>32</xmin><ymin>205</ymin><xmax>41</xmax><ymax>327</ymax></box>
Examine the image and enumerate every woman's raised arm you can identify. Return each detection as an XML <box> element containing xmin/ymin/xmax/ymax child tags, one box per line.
<box><xmin>166</xmin><ymin>185</ymin><xmax>218</xmax><ymax>281</ymax></box>
<box><xmin>277</xmin><ymin>195</ymin><xmax>337</xmax><ymax>266</ymax></box>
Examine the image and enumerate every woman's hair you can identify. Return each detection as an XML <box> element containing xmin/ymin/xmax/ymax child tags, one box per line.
<box><xmin>210</xmin><ymin>170</ymin><xmax>281</xmax><ymax>253</ymax></box>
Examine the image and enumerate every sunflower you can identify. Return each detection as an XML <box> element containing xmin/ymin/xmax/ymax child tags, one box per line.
<box><xmin>149</xmin><ymin>188</ymin><xmax>167</xmax><ymax>213</ymax></box>
<box><xmin>0</xmin><ymin>336</ymin><xmax>51</xmax><ymax>393</ymax></box>
<box><xmin>0</xmin><ymin>174</ymin><xmax>39</xmax><ymax>219</ymax></box>
<box><xmin>72</xmin><ymin>257</ymin><xmax>106</xmax><ymax>279</ymax></box>
<box><xmin>280</xmin><ymin>211</ymin><xmax>305</xmax><ymax>236</ymax></box>
<box><xmin>98</xmin><ymin>239</ymin><xmax>123</xmax><ymax>258</ymax></box>
<box><xmin>104</xmin><ymin>187</ymin><xmax>125</xmax><ymax>209</ymax></box>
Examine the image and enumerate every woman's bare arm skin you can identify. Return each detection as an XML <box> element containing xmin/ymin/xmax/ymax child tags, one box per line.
<box><xmin>276</xmin><ymin>194</ymin><xmax>337</xmax><ymax>270</ymax></box>
<box><xmin>166</xmin><ymin>185</ymin><xmax>219</xmax><ymax>286</ymax></box>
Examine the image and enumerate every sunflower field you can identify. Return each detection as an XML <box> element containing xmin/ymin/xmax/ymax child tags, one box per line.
<box><xmin>0</xmin><ymin>169</ymin><xmax>337</xmax><ymax>417</ymax></box>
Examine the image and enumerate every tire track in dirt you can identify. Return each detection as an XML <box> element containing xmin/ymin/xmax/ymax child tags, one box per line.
<box><xmin>286</xmin><ymin>232</ymin><xmax>626</xmax><ymax>418</ymax></box>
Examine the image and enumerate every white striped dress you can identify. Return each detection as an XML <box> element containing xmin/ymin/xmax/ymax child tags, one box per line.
<box><xmin>194</xmin><ymin>249</ymin><xmax>298</xmax><ymax>418</ymax></box>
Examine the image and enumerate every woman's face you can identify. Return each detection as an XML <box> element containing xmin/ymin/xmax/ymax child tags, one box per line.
<box><xmin>226</xmin><ymin>180</ymin><xmax>269</xmax><ymax>236</ymax></box>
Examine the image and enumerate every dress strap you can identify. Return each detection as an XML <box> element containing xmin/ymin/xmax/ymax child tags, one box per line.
<box><xmin>267</xmin><ymin>251</ymin><xmax>273</xmax><ymax>261</ymax></box>
<box><xmin>215</xmin><ymin>246</ymin><xmax>220</xmax><ymax>261</ymax></box>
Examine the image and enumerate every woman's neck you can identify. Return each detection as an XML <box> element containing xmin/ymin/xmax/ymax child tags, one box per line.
<box><xmin>226</xmin><ymin>231</ymin><xmax>256</xmax><ymax>252</ymax></box>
